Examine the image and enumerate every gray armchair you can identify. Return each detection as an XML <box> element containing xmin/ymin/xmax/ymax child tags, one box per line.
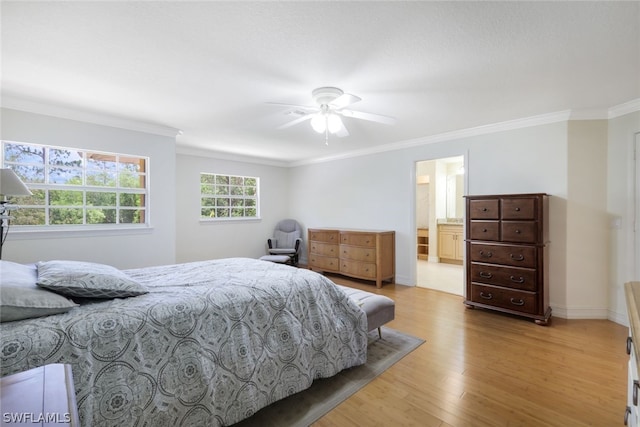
<box><xmin>267</xmin><ymin>219</ymin><xmax>302</xmax><ymax>266</ymax></box>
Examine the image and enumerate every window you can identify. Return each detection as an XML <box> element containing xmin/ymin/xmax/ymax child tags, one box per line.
<box><xmin>1</xmin><ymin>141</ymin><xmax>149</xmax><ymax>227</ymax></box>
<box><xmin>200</xmin><ymin>173</ymin><xmax>259</xmax><ymax>220</ymax></box>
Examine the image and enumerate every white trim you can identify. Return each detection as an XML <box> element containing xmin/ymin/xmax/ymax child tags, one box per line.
<box><xmin>549</xmin><ymin>304</ymin><xmax>610</xmax><ymax>320</ymax></box>
<box><xmin>291</xmin><ymin>110</ymin><xmax>574</xmax><ymax>167</ymax></box>
<box><xmin>1</xmin><ymin>96</ymin><xmax>181</xmax><ymax>138</ymax></box>
<box><xmin>609</xmin><ymin>98</ymin><xmax>640</xmax><ymax>119</ymax></box>
<box><xmin>176</xmin><ymin>145</ymin><xmax>288</xmax><ymax>168</ymax></box>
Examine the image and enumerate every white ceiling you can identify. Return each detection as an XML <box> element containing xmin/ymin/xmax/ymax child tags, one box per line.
<box><xmin>2</xmin><ymin>1</ymin><xmax>639</xmax><ymax>165</ymax></box>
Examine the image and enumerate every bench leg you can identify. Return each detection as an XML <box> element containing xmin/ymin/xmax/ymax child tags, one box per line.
<box><xmin>378</xmin><ymin>327</ymin><xmax>382</xmax><ymax>339</ymax></box>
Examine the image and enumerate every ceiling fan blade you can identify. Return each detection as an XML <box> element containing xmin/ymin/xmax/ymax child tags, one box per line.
<box><xmin>329</xmin><ymin>93</ymin><xmax>361</xmax><ymax>110</ymax></box>
<box><xmin>341</xmin><ymin>109</ymin><xmax>397</xmax><ymax>126</ymax></box>
<box><xmin>277</xmin><ymin>113</ymin><xmax>313</xmax><ymax>130</ymax></box>
<box><xmin>265</xmin><ymin>102</ymin><xmax>318</xmax><ymax>113</ymax></box>
<box><xmin>335</xmin><ymin>121</ymin><xmax>350</xmax><ymax>138</ymax></box>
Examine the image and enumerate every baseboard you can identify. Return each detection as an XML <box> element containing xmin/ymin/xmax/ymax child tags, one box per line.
<box><xmin>550</xmin><ymin>304</ymin><xmax>610</xmax><ymax>320</ymax></box>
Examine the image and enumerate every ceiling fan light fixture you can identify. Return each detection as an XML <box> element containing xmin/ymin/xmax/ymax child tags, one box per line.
<box><xmin>327</xmin><ymin>114</ymin><xmax>342</xmax><ymax>134</ymax></box>
<box><xmin>310</xmin><ymin>113</ymin><xmax>326</xmax><ymax>133</ymax></box>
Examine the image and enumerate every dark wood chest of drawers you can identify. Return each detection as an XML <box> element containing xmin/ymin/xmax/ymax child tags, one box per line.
<box><xmin>464</xmin><ymin>193</ymin><xmax>551</xmax><ymax>324</ymax></box>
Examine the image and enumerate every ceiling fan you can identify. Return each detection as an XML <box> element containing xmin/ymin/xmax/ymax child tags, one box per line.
<box><xmin>268</xmin><ymin>87</ymin><xmax>397</xmax><ymax>143</ymax></box>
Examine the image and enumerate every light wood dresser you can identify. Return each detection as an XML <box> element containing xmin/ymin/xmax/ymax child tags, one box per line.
<box><xmin>463</xmin><ymin>193</ymin><xmax>551</xmax><ymax>325</ymax></box>
<box><xmin>308</xmin><ymin>228</ymin><xmax>395</xmax><ymax>288</ymax></box>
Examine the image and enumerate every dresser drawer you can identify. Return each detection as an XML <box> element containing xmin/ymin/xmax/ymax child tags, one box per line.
<box><xmin>340</xmin><ymin>245</ymin><xmax>376</xmax><ymax>262</ymax></box>
<box><xmin>309</xmin><ymin>230</ymin><xmax>339</xmax><ymax>243</ymax></box>
<box><xmin>469</xmin><ymin>199</ymin><xmax>500</xmax><ymax>219</ymax></box>
<box><xmin>309</xmin><ymin>254</ymin><xmax>339</xmax><ymax>271</ymax></box>
<box><xmin>470</xmin><ymin>263</ymin><xmax>537</xmax><ymax>291</ymax></box>
<box><xmin>470</xmin><ymin>283</ymin><xmax>538</xmax><ymax>315</ymax></box>
<box><xmin>501</xmin><ymin>197</ymin><xmax>537</xmax><ymax>220</ymax></box>
<box><xmin>501</xmin><ymin>221</ymin><xmax>537</xmax><ymax>243</ymax></box>
<box><xmin>340</xmin><ymin>259</ymin><xmax>377</xmax><ymax>279</ymax></box>
<box><xmin>469</xmin><ymin>221</ymin><xmax>500</xmax><ymax>241</ymax></box>
<box><xmin>309</xmin><ymin>241</ymin><xmax>338</xmax><ymax>257</ymax></box>
<box><xmin>468</xmin><ymin>242</ymin><xmax>537</xmax><ymax>268</ymax></box>
<box><xmin>340</xmin><ymin>232</ymin><xmax>376</xmax><ymax>247</ymax></box>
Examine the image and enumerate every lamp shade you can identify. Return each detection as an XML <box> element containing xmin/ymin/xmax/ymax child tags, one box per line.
<box><xmin>0</xmin><ymin>169</ymin><xmax>32</xmax><ymax>197</ymax></box>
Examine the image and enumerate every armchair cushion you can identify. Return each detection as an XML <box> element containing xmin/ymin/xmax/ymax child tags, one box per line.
<box><xmin>272</xmin><ymin>229</ymin><xmax>300</xmax><ymax>249</ymax></box>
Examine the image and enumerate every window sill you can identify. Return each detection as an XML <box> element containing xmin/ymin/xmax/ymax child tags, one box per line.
<box><xmin>8</xmin><ymin>225</ymin><xmax>154</xmax><ymax>240</ymax></box>
<box><xmin>199</xmin><ymin>217</ymin><xmax>262</xmax><ymax>224</ymax></box>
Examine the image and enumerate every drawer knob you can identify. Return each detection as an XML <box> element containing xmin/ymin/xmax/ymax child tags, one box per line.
<box><xmin>515</xmin><ymin>207</ymin><xmax>521</xmax><ymax>211</ymax></box>
<box><xmin>510</xmin><ymin>254</ymin><xmax>525</xmax><ymax>261</ymax></box>
<box><xmin>510</xmin><ymin>298</ymin><xmax>525</xmax><ymax>306</ymax></box>
<box><xmin>510</xmin><ymin>276</ymin><xmax>525</xmax><ymax>284</ymax></box>
<box><xmin>479</xmin><ymin>250</ymin><xmax>493</xmax><ymax>258</ymax></box>
<box><xmin>479</xmin><ymin>292</ymin><xmax>493</xmax><ymax>300</ymax></box>
<box><xmin>634</xmin><ymin>380</ymin><xmax>640</xmax><ymax>406</ymax></box>
<box><xmin>628</xmin><ymin>336</ymin><xmax>633</xmax><ymax>355</ymax></box>
<box><xmin>482</xmin><ymin>228</ymin><xmax>488</xmax><ymax>232</ymax></box>
<box><xmin>515</xmin><ymin>229</ymin><xmax>521</xmax><ymax>234</ymax></box>
<box><xmin>482</xmin><ymin>208</ymin><xmax>488</xmax><ymax>211</ymax></box>
<box><xmin>479</xmin><ymin>272</ymin><xmax>493</xmax><ymax>279</ymax></box>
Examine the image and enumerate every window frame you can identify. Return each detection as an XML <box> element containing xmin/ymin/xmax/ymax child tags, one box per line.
<box><xmin>1</xmin><ymin>140</ymin><xmax>151</xmax><ymax>231</ymax></box>
<box><xmin>200</xmin><ymin>172</ymin><xmax>260</xmax><ymax>221</ymax></box>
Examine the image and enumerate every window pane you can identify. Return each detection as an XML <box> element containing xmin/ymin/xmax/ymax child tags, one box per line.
<box><xmin>49</xmin><ymin>208</ymin><xmax>83</xmax><ymax>225</ymax></box>
<box><xmin>231</xmin><ymin>199</ymin><xmax>244</xmax><ymax>207</ymax></box>
<box><xmin>119</xmin><ymin>171</ymin><xmax>144</xmax><ymax>189</ymax></box>
<box><xmin>86</xmin><ymin>170</ymin><xmax>116</xmax><ymax>187</ymax></box>
<box><xmin>8</xmin><ymin>189</ymin><xmax>45</xmax><ymax>206</ymax></box>
<box><xmin>12</xmin><ymin>208</ymin><xmax>45</xmax><ymax>225</ymax></box>
<box><xmin>87</xmin><ymin>192</ymin><xmax>116</xmax><ymax>206</ymax></box>
<box><xmin>201</xmin><ymin>174</ymin><xmax>215</xmax><ymax>184</ymax></box>
<box><xmin>246</xmin><ymin>207</ymin><xmax>257</xmax><ymax>217</ymax></box>
<box><xmin>230</xmin><ymin>176</ymin><xmax>243</xmax><ymax>185</ymax></box>
<box><xmin>215</xmin><ymin>175</ymin><xmax>229</xmax><ymax>185</ymax></box>
<box><xmin>120</xmin><ymin>193</ymin><xmax>144</xmax><ymax>207</ymax></box>
<box><xmin>245</xmin><ymin>199</ymin><xmax>256</xmax><ymax>207</ymax></box>
<box><xmin>215</xmin><ymin>198</ymin><xmax>229</xmax><ymax>207</ymax></box>
<box><xmin>119</xmin><ymin>209</ymin><xmax>144</xmax><ymax>224</ymax></box>
<box><xmin>50</xmin><ymin>190</ymin><xmax>83</xmax><ymax>206</ymax></box>
<box><xmin>202</xmin><ymin>197</ymin><xmax>215</xmax><ymax>207</ymax></box>
<box><xmin>49</xmin><ymin>167</ymin><xmax>82</xmax><ymax>185</ymax></box>
<box><xmin>201</xmin><ymin>184</ymin><xmax>214</xmax><ymax>195</ymax></box>
<box><xmin>215</xmin><ymin>185</ymin><xmax>229</xmax><ymax>195</ymax></box>
<box><xmin>244</xmin><ymin>187</ymin><xmax>256</xmax><ymax>196</ymax></box>
<box><xmin>4</xmin><ymin>143</ymin><xmax>44</xmax><ymax>164</ymax></box>
<box><xmin>13</xmin><ymin>165</ymin><xmax>45</xmax><ymax>183</ymax></box>
<box><xmin>49</xmin><ymin>148</ymin><xmax>82</xmax><ymax>167</ymax></box>
<box><xmin>87</xmin><ymin>153</ymin><xmax>117</xmax><ymax>170</ymax></box>
<box><xmin>86</xmin><ymin>208</ymin><xmax>116</xmax><ymax>224</ymax></box>
<box><xmin>215</xmin><ymin>208</ymin><xmax>229</xmax><ymax>217</ymax></box>
<box><xmin>231</xmin><ymin>208</ymin><xmax>244</xmax><ymax>217</ymax></box>
<box><xmin>201</xmin><ymin>208</ymin><xmax>214</xmax><ymax>217</ymax></box>
<box><xmin>119</xmin><ymin>156</ymin><xmax>146</xmax><ymax>173</ymax></box>
<box><xmin>230</xmin><ymin>186</ymin><xmax>243</xmax><ymax>196</ymax></box>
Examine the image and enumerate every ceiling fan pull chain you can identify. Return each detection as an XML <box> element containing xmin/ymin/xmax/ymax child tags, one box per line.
<box><xmin>325</xmin><ymin>127</ymin><xmax>329</xmax><ymax>145</ymax></box>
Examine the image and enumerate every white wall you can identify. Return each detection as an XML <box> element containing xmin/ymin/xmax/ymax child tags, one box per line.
<box><xmin>608</xmin><ymin>111</ymin><xmax>640</xmax><ymax>325</ymax></box>
<box><xmin>289</xmin><ymin>121</ymin><xmax>574</xmax><ymax>312</ymax></box>
<box><xmin>175</xmin><ymin>153</ymin><xmax>290</xmax><ymax>263</ymax></box>
<box><xmin>0</xmin><ymin>108</ymin><xmax>177</xmax><ymax>269</ymax></box>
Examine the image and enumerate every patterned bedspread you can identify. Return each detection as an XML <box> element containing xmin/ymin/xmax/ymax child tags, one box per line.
<box><xmin>0</xmin><ymin>258</ymin><xmax>368</xmax><ymax>426</ymax></box>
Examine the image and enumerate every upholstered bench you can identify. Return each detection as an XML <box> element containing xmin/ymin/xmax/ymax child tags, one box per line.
<box><xmin>336</xmin><ymin>285</ymin><xmax>395</xmax><ymax>339</ymax></box>
<box><xmin>259</xmin><ymin>255</ymin><xmax>292</xmax><ymax>264</ymax></box>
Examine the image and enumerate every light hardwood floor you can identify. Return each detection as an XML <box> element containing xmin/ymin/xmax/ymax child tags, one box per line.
<box><xmin>314</xmin><ymin>274</ymin><xmax>628</xmax><ymax>427</ymax></box>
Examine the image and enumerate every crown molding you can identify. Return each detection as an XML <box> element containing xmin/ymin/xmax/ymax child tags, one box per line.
<box><xmin>176</xmin><ymin>145</ymin><xmax>289</xmax><ymax>168</ymax></box>
<box><xmin>1</xmin><ymin>95</ymin><xmax>181</xmax><ymax>138</ymax></box>
<box><xmin>609</xmin><ymin>98</ymin><xmax>640</xmax><ymax>119</ymax></box>
<box><xmin>291</xmin><ymin>110</ymin><xmax>573</xmax><ymax>167</ymax></box>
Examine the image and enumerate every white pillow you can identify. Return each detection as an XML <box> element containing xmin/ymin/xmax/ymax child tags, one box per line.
<box><xmin>36</xmin><ymin>260</ymin><xmax>148</xmax><ymax>298</ymax></box>
<box><xmin>1</xmin><ymin>260</ymin><xmax>78</xmax><ymax>322</ymax></box>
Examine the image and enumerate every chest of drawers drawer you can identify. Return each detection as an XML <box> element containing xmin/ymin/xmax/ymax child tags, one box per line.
<box><xmin>340</xmin><ymin>259</ymin><xmax>377</xmax><ymax>279</ymax></box>
<box><xmin>468</xmin><ymin>242</ymin><xmax>537</xmax><ymax>268</ymax></box>
<box><xmin>308</xmin><ymin>254</ymin><xmax>339</xmax><ymax>271</ymax></box>
<box><xmin>470</xmin><ymin>263</ymin><xmax>537</xmax><ymax>291</ymax></box>
<box><xmin>340</xmin><ymin>232</ymin><xmax>376</xmax><ymax>247</ymax></box>
<box><xmin>309</xmin><ymin>241</ymin><xmax>338</xmax><ymax>257</ymax></box>
<box><xmin>309</xmin><ymin>230</ymin><xmax>339</xmax><ymax>243</ymax></box>
<box><xmin>340</xmin><ymin>245</ymin><xmax>376</xmax><ymax>262</ymax></box>
<box><xmin>469</xmin><ymin>221</ymin><xmax>500</xmax><ymax>240</ymax></box>
<box><xmin>470</xmin><ymin>283</ymin><xmax>538</xmax><ymax>315</ymax></box>
<box><xmin>501</xmin><ymin>221</ymin><xmax>537</xmax><ymax>243</ymax></box>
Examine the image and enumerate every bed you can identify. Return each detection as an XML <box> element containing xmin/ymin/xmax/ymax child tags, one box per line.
<box><xmin>0</xmin><ymin>257</ymin><xmax>369</xmax><ymax>426</ymax></box>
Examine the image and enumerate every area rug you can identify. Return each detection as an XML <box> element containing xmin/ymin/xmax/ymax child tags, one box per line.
<box><xmin>234</xmin><ymin>327</ymin><xmax>425</xmax><ymax>427</ymax></box>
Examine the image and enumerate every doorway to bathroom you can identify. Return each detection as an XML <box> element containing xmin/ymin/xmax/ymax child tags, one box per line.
<box><xmin>415</xmin><ymin>156</ymin><xmax>465</xmax><ymax>296</ymax></box>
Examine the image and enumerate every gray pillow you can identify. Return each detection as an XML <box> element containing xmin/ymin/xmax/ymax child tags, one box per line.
<box><xmin>37</xmin><ymin>260</ymin><xmax>148</xmax><ymax>298</ymax></box>
<box><xmin>1</xmin><ymin>260</ymin><xmax>78</xmax><ymax>322</ymax></box>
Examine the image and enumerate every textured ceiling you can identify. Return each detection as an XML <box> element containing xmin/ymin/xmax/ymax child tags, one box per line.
<box><xmin>2</xmin><ymin>1</ymin><xmax>639</xmax><ymax>165</ymax></box>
